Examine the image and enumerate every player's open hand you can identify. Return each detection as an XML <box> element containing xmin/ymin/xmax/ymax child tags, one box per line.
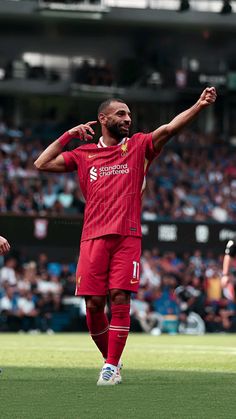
<box><xmin>199</xmin><ymin>87</ymin><xmax>217</xmax><ymax>107</ymax></box>
<box><xmin>0</xmin><ymin>236</ymin><xmax>10</xmax><ymax>255</ymax></box>
<box><xmin>68</xmin><ymin>121</ymin><xmax>97</xmax><ymax>141</ymax></box>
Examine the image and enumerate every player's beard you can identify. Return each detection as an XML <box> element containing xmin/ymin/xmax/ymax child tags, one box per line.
<box><xmin>107</xmin><ymin>121</ymin><xmax>130</xmax><ymax>140</ymax></box>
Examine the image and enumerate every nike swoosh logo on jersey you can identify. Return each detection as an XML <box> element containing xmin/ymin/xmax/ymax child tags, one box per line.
<box><xmin>88</xmin><ymin>154</ymin><xmax>98</xmax><ymax>159</ymax></box>
<box><xmin>130</xmin><ymin>279</ymin><xmax>139</xmax><ymax>284</ymax></box>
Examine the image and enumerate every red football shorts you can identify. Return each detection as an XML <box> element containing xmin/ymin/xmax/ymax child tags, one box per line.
<box><xmin>75</xmin><ymin>235</ymin><xmax>141</xmax><ymax>296</ymax></box>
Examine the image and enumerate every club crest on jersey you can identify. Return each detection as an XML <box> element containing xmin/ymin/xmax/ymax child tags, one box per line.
<box><xmin>121</xmin><ymin>143</ymin><xmax>128</xmax><ymax>156</ymax></box>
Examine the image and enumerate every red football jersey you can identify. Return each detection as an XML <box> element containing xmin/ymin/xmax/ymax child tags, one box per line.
<box><xmin>62</xmin><ymin>132</ymin><xmax>159</xmax><ymax>241</ymax></box>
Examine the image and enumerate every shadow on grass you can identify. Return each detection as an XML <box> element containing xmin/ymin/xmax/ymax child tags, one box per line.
<box><xmin>1</xmin><ymin>367</ymin><xmax>236</xmax><ymax>419</ymax></box>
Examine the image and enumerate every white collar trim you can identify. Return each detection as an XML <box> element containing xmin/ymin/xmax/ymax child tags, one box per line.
<box><xmin>98</xmin><ymin>136</ymin><xmax>128</xmax><ymax>148</ymax></box>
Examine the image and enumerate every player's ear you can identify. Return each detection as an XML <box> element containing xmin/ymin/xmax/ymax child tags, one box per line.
<box><xmin>98</xmin><ymin>112</ymin><xmax>107</xmax><ymax>125</ymax></box>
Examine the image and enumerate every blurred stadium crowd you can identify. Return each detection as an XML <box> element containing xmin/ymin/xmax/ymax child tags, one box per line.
<box><xmin>1</xmin><ymin>118</ymin><xmax>236</xmax><ymax>222</ymax></box>
<box><xmin>0</xmin><ymin>247</ymin><xmax>236</xmax><ymax>334</ymax></box>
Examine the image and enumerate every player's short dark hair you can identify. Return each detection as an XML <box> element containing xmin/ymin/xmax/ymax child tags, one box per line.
<box><xmin>97</xmin><ymin>98</ymin><xmax>126</xmax><ymax>115</ymax></box>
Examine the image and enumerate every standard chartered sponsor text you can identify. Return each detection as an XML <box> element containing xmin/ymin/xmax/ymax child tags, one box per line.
<box><xmin>99</xmin><ymin>163</ymin><xmax>129</xmax><ymax>176</ymax></box>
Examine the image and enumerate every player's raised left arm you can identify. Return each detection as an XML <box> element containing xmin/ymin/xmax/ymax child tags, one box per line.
<box><xmin>152</xmin><ymin>87</ymin><xmax>217</xmax><ymax>153</ymax></box>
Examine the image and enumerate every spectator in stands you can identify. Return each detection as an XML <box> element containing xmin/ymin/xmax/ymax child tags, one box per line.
<box><xmin>175</xmin><ymin>273</ymin><xmax>201</xmax><ymax>320</ymax></box>
<box><xmin>131</xmin><ymin>288</ymin><xmax>159</xmax><ymax>333</ymax></box>
<box><xmin>0</xmin><ymin>257</ymin><xmax>17</xmax><ymax>286</ymax></box>
<box><xmin>0</xmin><ymin>285</ymin><xmax>20</xmax><ymax>331</ymax></box>
<box><xmin>175</xmin><ymin>273</ymin><xmax>206</xmax><ymax>334</ymax></box>
<box><xmin>151</xmin><ymin>275</ymin><xmax>180</xmax><ymax>334</ymax></box>
<box><xmin>17</xmin><ymin>290</ymin><xmax>39</xmax><ymax>332</ymax></box>
<box><xmin>36</xmin><ymin>292</ymin><xmax>61</xmax><ymax>333</ymax></box>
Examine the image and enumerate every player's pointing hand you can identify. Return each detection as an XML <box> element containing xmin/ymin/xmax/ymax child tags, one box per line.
<box><xmin>68</xmin><ymin>121</ymin><xmax>97</xmax><ymax>141</ymax></box>
<box><xmin>198</xmin><ymin>87</ymin><xmax>217</xmax><ymax>107</ymax></box>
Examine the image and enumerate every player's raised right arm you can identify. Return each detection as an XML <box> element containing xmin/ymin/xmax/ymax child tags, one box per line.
<box><xmin>34</xmin><ymin>121</ymin><xmax>97</xmax><ymax>172</ymax></box>
<box><xmin>34</xmin><ymin>138</ymin><xmax>68</xmax><ymax>172</ymax></box>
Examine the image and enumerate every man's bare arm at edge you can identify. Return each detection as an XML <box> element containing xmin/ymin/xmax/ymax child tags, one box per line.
<box><xmin>34</xmin><ymin>121</ymin><xmax>97</xmax><ymax>172</ymax></box>
<box><xmin>0</xmin><ymin>235</ymin><xmax>10</xmax><ymax>255</ymax></box>
<box><xmin>152</xmin><ymin>87</ymin><xmax>217</xmax><ymax>154</ymax></box>
<box><xmin>222</xmin><ymin>254</ymin><xmax>231</xmax><ymax>287</ymax></box>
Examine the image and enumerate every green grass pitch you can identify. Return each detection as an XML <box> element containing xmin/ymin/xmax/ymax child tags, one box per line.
<box><xmin>0</xmin><ymin>333</ymin><xmax>236</xmax><ymax>419</ymax></box>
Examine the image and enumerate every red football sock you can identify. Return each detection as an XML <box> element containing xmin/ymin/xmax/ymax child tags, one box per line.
<box><xmin>86</xmin><ymin>308</ymin><xmax>109</xmax><ymax>359</ymax></box>
<box><xmin>106</xmin><ymin>304</ymin><xmax>130</xmax><ymax>367</ymax></box>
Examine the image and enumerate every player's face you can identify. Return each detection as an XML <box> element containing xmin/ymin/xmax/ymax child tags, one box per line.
<box><xmin>105</xmin><ymin>103</ymin><xmax>132</xmax><ymax>139</ymax></box>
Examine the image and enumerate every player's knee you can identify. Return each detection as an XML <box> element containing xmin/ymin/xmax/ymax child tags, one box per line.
<box><xmin>110</xmin><ymin>289</ymin><xmax>131</xmax><ymax>305</ymax></box>
<box><xmin>85</xmin><ymin>296</ymin><xmax>106</xmax><ymax>312</ymax></box>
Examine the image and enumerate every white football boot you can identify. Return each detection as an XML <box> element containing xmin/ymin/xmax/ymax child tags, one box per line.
<box><xmin>97</xmin><ymin>365</ymin><xmax>117</xmax><ymax>386</ymax></box>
